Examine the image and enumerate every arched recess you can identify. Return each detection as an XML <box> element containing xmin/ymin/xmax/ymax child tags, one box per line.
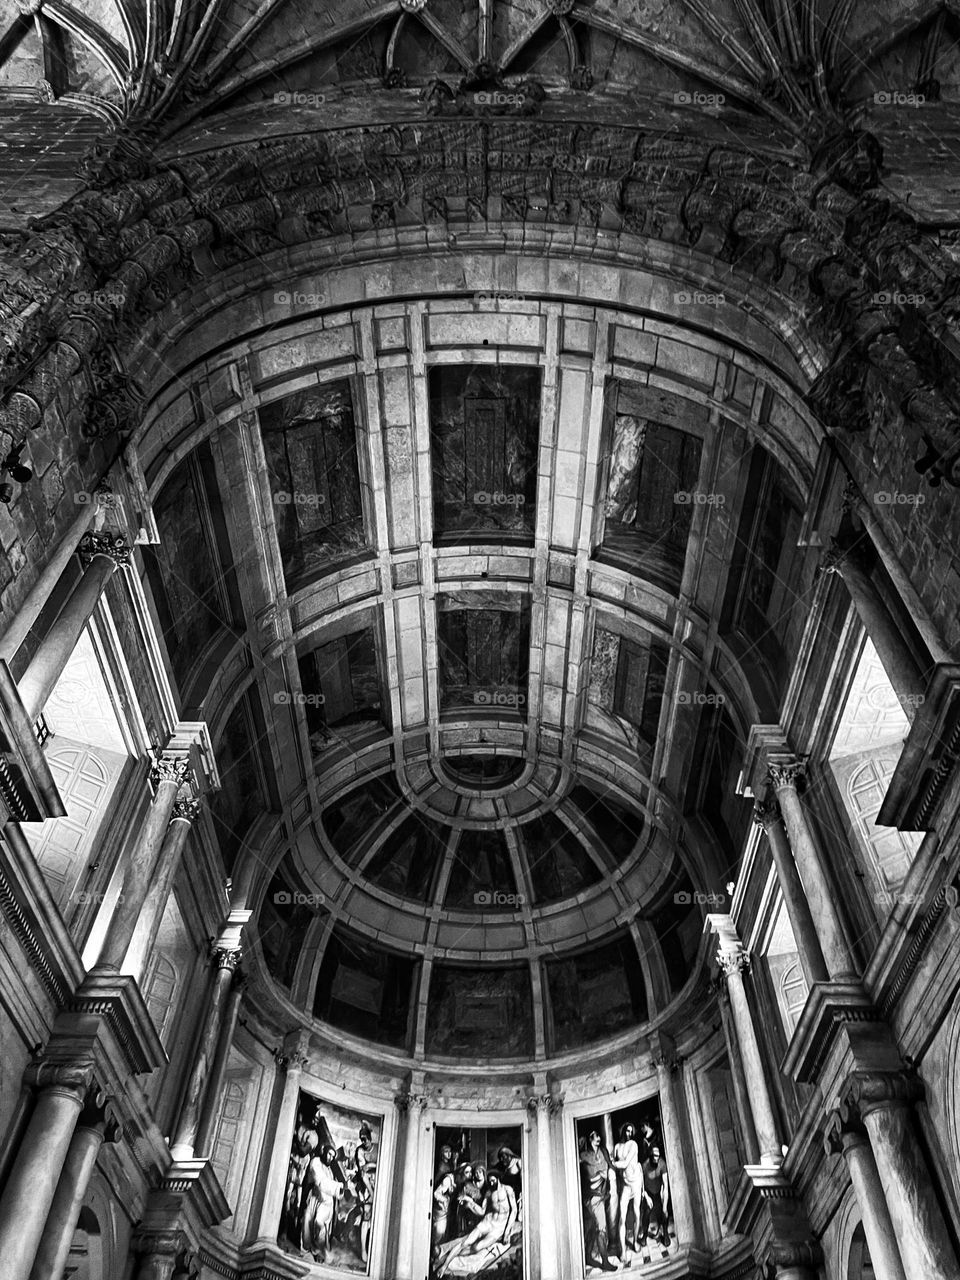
<box><xmin>63</xmin><ymin>1206</ymin><xmax>104</xmax><ymax>1280</ymax></box>
<box><xmin>832</xmin><ymin>1186</ymin><xmax>866</xmax><ymax>1280</ymax></box>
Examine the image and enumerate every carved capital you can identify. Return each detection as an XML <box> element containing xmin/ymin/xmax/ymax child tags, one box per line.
<box><xmin>752</xmin><ymin>795</ymin><xmax>781</xmax><ymax>829</ymax></box>
<box><xmin>213</xmin><ymin>946</ymin><xmax>242</xmax><ymax>972</ymax></box>
<box><xmin>767</xmin><ymin>759</ymin><xmax>806</xmax><ymax>791</ymax></box>
<box><xmin>843</xmin><ymin>1069</ymin><xmax>924</xmax><ymax>1118</ymax></box>
<box><xmin>78</xmin><ymin>530</ymin><xmax>131</xmax><ymax>568</ymax></box>
<box><xmin>151</xmin><ymin>754</ymin><xmax>191</xmax><ymax>790</ymax></box>
<box><xmin>767</xmin><ymin>1240</ymin><xmax>822</xmax><ymax>1269</ymax></box>
<box><xmin>171</xmin><ymin>795</ymin><xmax>202</xmax><ymax>822</ymax></box>
<box><xmin>394</xmin><ymin>1090</ymin><xmax>428</xmax><ymax>1112</ymax></box>
<box><xmin>24</xmin><ymin>1057</ymin><xmax>96</xmax><ymax>1098</ymax></box>
<box><xmin>823</xmin><ymin>1104</ymin><xmax>868</xmax><ymax>1156</ymax></box>
<box><xmin>77</xmin><ymin>1085</ymin><xmax>123</xmax><ymax>1142</ymax></box>
<box><xmin>653</xmin><ymin>1050</ymin><xmax>682</xmax><ymax>1074</ymax></box>
<box><xmin>717</xmin><ymin>946</ymin><xmax>751</xmax><ymax>978</ymax></box>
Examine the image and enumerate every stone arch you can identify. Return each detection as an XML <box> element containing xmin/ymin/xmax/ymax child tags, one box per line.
<box><xmin>846</xmin><ymin>1222</ymin><xmax>875</xmax><ymax>1279</ymax></box>
<box><xmin>832</xmin><ymin>1185</ymin><xmax>864</xmax><ymax>1280</ymax></box>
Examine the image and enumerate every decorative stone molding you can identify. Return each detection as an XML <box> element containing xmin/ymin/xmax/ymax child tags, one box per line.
<box><xmin>213</xmin><ymin>946</ymin><xmax>243</xmax><ymax>972</ymax></box>
<box><xmin>767</xmin><ymin>1240</ymin><xmax>822</xmax><ymax>1268</ymax></box>
<box><xmin>823</xmin><ymin>1104</ymin><xmax>869</xmax><ymax>1155</ymax></box>
<box><xmin>24</xmin><ymin>1057</ymin><xmax>96</xmax><ymax>1096</ymax></box>
<box><xmin>77</xmin><ymin>1084</ymin><xmax>124</xmax><ymax>1142</ymax></box>
<box><xmin>77</xmin><ymin>530</ymin><xmax>131</xmax><ymax>568</ymax></box>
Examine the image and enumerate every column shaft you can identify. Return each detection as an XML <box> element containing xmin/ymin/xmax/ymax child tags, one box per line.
<box><xmin>655</xmin><ymin>1060</ymin><xmax>697</xmax><ymax>1246</ymax></box>
<box><xmin>28</xmin><ymin>1124</ymin><xmax>105</xmax><ymax>1280</ymax></box>
<box><xmin>394</xmin><ymin>1102</ymin><xmax>423</xmax><ymax>1280</ymax></box>
<box><xmin>125</xmin><ymin>815</ymin><xmax>194</xmax><ymax>980</ymax></box>
<box><xmin>18</xmin><ymin>551</ymin><xmax>120</xmax><ymax>720</ymax></box>
<box><xmin>535</xmin><ymin>1103</ymin><xmax>559</xmax><ymax>1280</ymax></box>
<box><xmin>194</xmin><ymin>977</ymin><xmax>244</xmax><ymax>1157</ymax></box>
<box><xmin>843</xmin><ymin>1136</ymin><xmax>908</xmax><ymax>1280</ymax></box>
<box><xmin>96</xmin><ymin>768</ymin><xmax>185</xmax><ymax>972</ymax></box>
<box><xmin>718</xmin><ymin>986</ymin><xmax>759</xmax><ymax>1163</ymax></box>
<box><xmin>863</xmin><ymin>1104</ymin><xmax>960</xmax><ymax>1280</ymax></box>
<box><xmin>832</xmin><ymin>545</ymin><xmax>925</xmax><ymax>716</ymax></box>
<box><xmin>757</xmin><ymin>804</ymin><xmax>829</xmax><ymax>987</ymax></box>
<box><xmin>170</xmin><ymin>957</ymin><xmax>236</xmax><ymax>1160</ymax></box>
<box><xmin>772</xmin><ymin>774</ymin><xmax>858</xmax><ymax>980</ymax></box>
<box><xmin>722</xmin><ymin>963</ymin><xmax>781</xmax><ymax>1165</ymax></box>
<box><xmin>0</xmin><ymin>1084</ymin><xmax>85</xmax><ymax>1280</ymax></box>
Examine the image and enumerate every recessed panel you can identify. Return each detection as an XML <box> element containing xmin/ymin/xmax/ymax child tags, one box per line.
<box><xmin>544</xmin><ymin>936</ymin><xmax>648</xmax><ymax>1052</ymax></box>
<box><xmin>436</xmin><ymin>593</ymin><xmax>531</xmax><ymax>712</ymax></box>
<box><xmin>259</xmin><ymin>380</ymin><xmax>366</xmax><ymax>584</ymax></box>
<box><xmin>426</xmin><ymin>963</ymin><xmax>534</xmax><ymax>1058</ymax></box>
<box><xmin>314</xmin><ymin>927</ymin><xmax>416</xmax><ymax>1048</ymax></box>
<box><xmin>429</xmin><ymin>365</ymin><xmax>540</xmax><ymax>540</ymax></box>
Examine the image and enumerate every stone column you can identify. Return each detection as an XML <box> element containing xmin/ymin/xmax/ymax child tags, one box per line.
<box><xmin>767</xmin><ymin>760</ymin><xmax>859</xmax><ymax>980</ymax></box>
<box><xmin>170</xmin><ymin>944</ymin><xmax>242</xmax><ymax>1161</ymax></box>
<box><xmin>95</xmin><ymin>756</ymin><xmax>192</xmax><ymax>973</ymax></box>
<box><xmin>194</xmin><ymin>971</ymin><xmax>246</xmax><ymax>1158</ymax></box>
<box><xmin>845</xmin><ymin>1073</ymin><xmax>960</xmax><ymax>1280</ymax></box>
<box><xmin>393</xmin><ymin>1090</ymin><xmax>426</xmax><ymax>1280</ymax></box>
<box><xmin>0</xmin><ymin>1064</ymin><xmax>92</xmax><ymax>1280</ymax></box>
<box><xmin>821</xmin><ymin>540</ymin><xmax>926</xmax><ymax>719</ymax></box>
<box><xmin>28</xmin><ymin>1090</ymin><xmax>122</xmax><ymax>1280</ymax></box>
<box><xmin>716</xmin><ymin>947</ymin><xmax>782</xmax><ymax>1166</ymax></box>
<box><xmin>250</xmin><ymin>1046</ymin><xmax>308</xmax><ymax>1243</ymax></box>
<box><xmin>124</xmin><ymin>794</ymin><xmax>202</xmax><ymax>981</ymax></box>
<box><xmin>753</xmin><ymin>796</ymin><xmax>828</xmax><ymax>988</ymax></box>
<box><xmin>824</xmin><ymin>1107</ymin><xmax>907</xmax><ymax>1280</ymax></box>
<box><xmin>529</xmin><ymin>1095</ymin><xmax>561</xmax><ymax>1280</ymax></box>
<box><xmin>716</xmin><ymin>980</ymin><xmax>759</xmax><ymax>1163</ymax></box>
<box><xmin>17</xmin><ymin>533</ymin><xmax>130</xmax><ymax>720</ymax></box>
<box><xmin>651</xmin><ymin>1047</ymin><xmax>697</xmax><ymax>1247</ymax></box>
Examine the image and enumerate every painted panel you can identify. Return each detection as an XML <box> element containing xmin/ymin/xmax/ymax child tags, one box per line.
<box><xmin>430</xmin><ymin>1124</ymin><xmax>524</xmax><ymax>1280</ymax></box>
<box><xmin>279</xmin><ymin>1091</ymin><xmax>383</xmax><ymax>1274</ymax></box>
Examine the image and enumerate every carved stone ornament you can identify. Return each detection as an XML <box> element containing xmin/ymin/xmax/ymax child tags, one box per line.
<box><xmin>767</xmin><ymin>759</ymin><xmax>806</xmax><ymax>791</ymax></box>
<box><xmin>77</xmin><ymin>1086</ymin><xmax>123</xmax><ymax>1143</ymax></box>
<box><xmin>213</xmin><ymin>945</ymin><xmax>243</xmax><ymax>972</ymax></box>
<box><xmin>767</xmin><ymin>1240</ymin><xmax>823</xmax><ymax>1269</ymax></box>
<box><xmin>151</xmin><ymin>754</ymin><xmax>191</xmax><ymax>790</ymax></box>
<box><xmin>172</xmin><ymin>794</ymin><xmax>202</xmax><ymax>822</ymax></box>
<box><xmin>549</xmin><ymin>0</ymin><xmax>575</xmax><ymax>12</ymax></box>
<box><xmin>843</xmin><ymin>1069</ymin><xmax>924</xmax><ymax>1118</ymax></box>
<box><xmin>394</xmin><ymin>1090</ymin><xmax>428</xmax><ymax>1112</ymax></box>
<box><xmin>717</xmin><ymin>946</ymin><xmax>751</xmax><ymax>977</ymax></box>
<box><xmin>399</xmin><ymin>0</ymin><xmax>427</xmax><ymax>9</ymax></box>
<box><xmin>752</xmin><ymin>795</ymin><xmax>780</xmax><ymax>828</ymax></box>
<box><xmin>78</xmin><ymin>531</ymin><xmax>131</xmax><ymax>568</ymax></box>
<box><xmin>823</xmin><ymin>1104</ymin><xmax>868</xmax><ymax>1156</ymax></box>
<box><xmin>24</xmin><ymin>1058</ymin><xmax>96</xmax><ymax>1097</ymax></box>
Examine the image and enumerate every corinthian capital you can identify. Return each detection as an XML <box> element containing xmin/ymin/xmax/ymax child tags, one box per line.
<box><xmin>752</xmin><ymin>795</ymin><xmax>781</xmax><ymax>828</ymax></box>
<box><xmin>172</xmin><ymin>794</ymin><xmax>202</xmax><ymax>821</ymax></box>
<box><xmin>717</xmin><ymin>946</ymin><xmax>750</xmax><ymax>978</ymax></box>
<box><xmin>24</xmin><ymin>1058</ymin><xmax>97</xmax><ymax>1097</ymax></box>
<box><xmin>78</xmin><ymin>530</ymin><xmax>131</xmax><ymax>568</ymax></box>
<box><xmin>213</xmin><ymin>945</ymin><xmax>242</xmax><ymax>971</ymax></box>
<box><xmin>817</xmin><ymin>541</ymin><xmax>848</xmax><ymax>577</ymax></box>
<box><xmin>77</xmin><ymin>1087</ymin><xmax>123</xmax><ymax>1142</ymax></box>
<box><xmin>151</xmin><ymin>754</ymin><xmax>191</xmax><ymax>789</ymax></box>
<box><xmin>767</xmin><ymin>758</ymin><xmax>806</xmax><ymax>791</ymax></box>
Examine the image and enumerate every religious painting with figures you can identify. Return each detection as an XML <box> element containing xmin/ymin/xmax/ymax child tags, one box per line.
<box><xmin>576</xmin><ymin>1099</ymin><xmax>677</xmax><ymax>1274</ymax></box>
<box><xmin>430</xmin><ymin>1124</ymin><xmax>524</xmax><ymax>1280</ymax></box>
<box><xmin>278</xmin><ymin>1091</ymin><xmax>382</xmax><ymax>1273</ymax></box>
